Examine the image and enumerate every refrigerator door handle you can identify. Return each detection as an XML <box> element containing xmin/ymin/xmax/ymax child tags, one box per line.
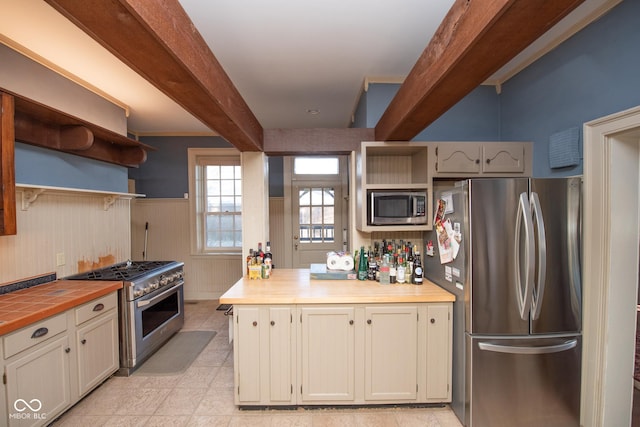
<box><xmin>515</xmin><ymin>192</ymin><xmax>535</xmax><ymax>320</ymax></box>
<box><xmin>530</xmin><ymin>192</ymin><xmax>547</xmax><ymax>320</ymax></box>
<box><xmin>478</xmin><ymin>339</ymin><xmax>577</xmax><ymax>355</ymax></box>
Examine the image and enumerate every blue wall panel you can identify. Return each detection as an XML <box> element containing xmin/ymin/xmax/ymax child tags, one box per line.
<box><xmin>500</xmin><ymin>0</ymin><xmax>640</xmax><ymax>177</ymax></box>
<box><xmin>15</xmin><ymin>143</ymin><xmax>128</xmax><ymax>192</ymax></box>
<box><xmin>361</xmin><ymin>83</ymin><xmax>501</xmax><ymax>141</ymax></box>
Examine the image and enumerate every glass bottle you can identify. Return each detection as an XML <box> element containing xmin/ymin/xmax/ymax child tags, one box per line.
<box><xmin>358</xmin><ymin>246</ymin><xmax>367</xmax><ymax>280</ymax></box>
<box><xmin>412</xmin><ymin>249</ymin><xmax>423</xmax><ymax>285</ymax></box>
<box><xmin>379</xmin><ymin>254</ymin><xmax>391</xmax><ymax>285</ymax></box>
<box><xmin>397</xmin><ymin>256</ymin><xmax>406</xmax><ymax>284</ymax></box>
<box><xmin>263</xmin><ymin>241</ymin><xmax>273</xmax><ymax>277</ymax></box>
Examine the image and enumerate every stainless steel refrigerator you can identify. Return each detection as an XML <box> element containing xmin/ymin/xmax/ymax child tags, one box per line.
<box><xmin>424</xmin><ymin>178</ymin><xmax>582</xmax><ymax>427</ymax></box>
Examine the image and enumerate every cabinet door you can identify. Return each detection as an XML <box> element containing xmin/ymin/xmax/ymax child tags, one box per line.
<box><xmin>299</xmin><ymin>306</ymin><xmax>355</xmax><ymax>402</ymax></box>
<box><xmin>482</xmin><ymin>143</ymin><xmax>525</xmax><ymax>173</ymax></box>
<box><xmin>436</xmin><ymin>144</ymin><xmax>481</xmax><ymax>174</ymax></box>
<box><xmin>268</xmin><ymin>307</ymin><xmax>294</xmax><ymax>404</ymax></box>
<box><xmin>76</xmin><ymin>310</ymin><xmax>119</xmax><ymax>396</ymax></box>
<box><xmin>5</xmin><ymin>335</ymin><xmax>71</xmax><ymax>427</ymax></box>
<box><xmin>425</xmin><ymin>304</ymin><xmax>452</xmax><ymax>401</ymax></box>
<box><xmin>234</xmin><ymin>306</ymin><xmax>262</xmax><ymax>403</ymax></box>
<box><xmin>364</xmin><ymin>305</ymin><xmax>418</xmax><ymax>401</ymax></box>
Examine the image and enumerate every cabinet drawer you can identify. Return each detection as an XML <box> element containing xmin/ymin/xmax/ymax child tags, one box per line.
<box><xmin>3</xmin><ymin>312</ymin><xmax>67</xmax><ymax>359</ymax></box>
<box><xmin>75</xmin><ymin>293</ymin><xmax>117</xmax><ymax>325</ymax></box>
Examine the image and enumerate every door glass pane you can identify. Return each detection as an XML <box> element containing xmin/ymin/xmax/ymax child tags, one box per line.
<box><xmin>311</xmin><ymin>188</ymin><xmax>323</xmax><ymax>205</ymax></box>
<box><xmin>299</xmin><ymin>188</ymin><xmax>311</xmax><ymax>206</ymax></box>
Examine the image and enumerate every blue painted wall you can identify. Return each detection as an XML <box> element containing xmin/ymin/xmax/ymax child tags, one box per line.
<box><xmin>361</xmin><ymin>83</ymin><xmax>500</xmax><ymax>141</ymax></box>
<box><xmin>15</xmin><ymin>143</ymin><xmax>129</xmax><ymax>192</ymax></box>
<box><xmin>500</xmin><ymin>0</ymin><xmax>640</xmax><ymax>177</ymax></box>
<box><xmin>128</xmin><ymin>136</ymin><xmax>233</xmax><ymax>198</ymax></box>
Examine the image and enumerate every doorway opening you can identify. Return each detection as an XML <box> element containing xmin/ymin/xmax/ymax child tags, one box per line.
<box><xmin>583</xmin><ymin>106</ymin><xmax>640</xmax><ymax>426</ymax></box>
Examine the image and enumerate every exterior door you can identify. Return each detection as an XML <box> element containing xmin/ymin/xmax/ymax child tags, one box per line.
<box><xmin>292</xmin><ymin>184</ymin><xmax>343</xmax><ymax>267</ymax></box>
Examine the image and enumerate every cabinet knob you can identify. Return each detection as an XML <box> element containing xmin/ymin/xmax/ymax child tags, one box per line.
<box><xmin>81</xmin><ymin>339</ymin><xmax>87</xmax><ymax>345</ymax></box>
<box><xmin>270</xmin><ymin>320</ymin><xmax>275</xmax><ymax>326</ymax></box>
<box><xmin>430</xmin><ymin>318</ymin><xmax>436</xmax><ymax>324</ymax></box>
<box><xmin>349</xmin><ymin>320</ymin><xmax>354</xmax><ymax>325</ymax></box>
<box><xmin>475</xmin><ymin>159</ymin><xmax>480</xmax><ymax>164</ymax></box>
<box><xmin>65</xmin><ymin>347</ymin><xmax>71</xmax><ymax>353</ymax></box>
<box><xmin>486</xmin><ymin>158</ymin><xmax>491</xmax><ymax>164</ymax></box>
<box><xmin>367</xmin><ymin>319</ymin><xmax>372</xmax><ymax>325</ymax></box>
<box><xmin>252</xmin><ymin>321</ymin><xmax>258</xmax><ymax>327</ymax></box>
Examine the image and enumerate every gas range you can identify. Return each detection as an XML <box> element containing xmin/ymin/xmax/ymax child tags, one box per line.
<box><xmin>65</xmin><ymin>260</ymin><xmax>185</xmax><ymax>375</ymax></box>
<box><xmin>65</xmin><ymin>260</ymin><xmax>184</xmax><ymax>301</ymax></box>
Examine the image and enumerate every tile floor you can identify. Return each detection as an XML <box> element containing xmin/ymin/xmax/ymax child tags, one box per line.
<box><xmin>52</xmin><ymin>300</ymin><xmax>463</xmax><ymax>427</ymax></box>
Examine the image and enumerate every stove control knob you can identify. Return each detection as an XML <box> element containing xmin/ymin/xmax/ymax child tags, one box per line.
<box><xmin>143</xmin><ymin>286</ymin><xmax>151</xmax><ymax>294</ymax></box>
<box><xmin>176</xmin><ymin>271</ymin><xmax>184</xmax><ymax>280</ymax></box>
<box><xmin>133</xmin><ymin>289</ymin><xmax>144</xmax><ymax>298</ymax></box>
<box><xmin>160</xmin><ymin>276</ymin><xmax>169</xmax><ymax>286</ymax></box>
<box><xmin>150</xmin><ymin>279</ymin><xmax>159</xmax><ymax>290</ymax></box>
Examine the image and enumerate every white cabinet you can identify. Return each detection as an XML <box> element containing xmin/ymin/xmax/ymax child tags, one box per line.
<box><xmin>75</xmin><ymin>294</ymin><xmax>119</xmax><ymax>397</ymax></box>
<box><xmin>433</xmin><ymin>142</ymin><xmax>532</xmax><ymax>177</ymax></box>
<box><xmin>298</xmin><ymin>306</ymin><xmax>355</xmax><ymax>403</ymax></box>
<box><xmin>2</xmin><ymin>292</ymin><xmax>119</xmax><ymax>426</ymax></box>
<box><xmin>364</xmin><ymin>305</ymin><xmax>418</xmax><ymax>401</ymax></box>
<box><xmin>232</xmin><ymin>302</ymin><xmax>452</xmax><ymax>407</ymax></box>
<box><xmin>233</xmin><ymin>305</ymin><xmax>295</xmax><ymax>405</ymax></box>
<box><xmin>356</xmin><ymin>141</ymin><xmax>433</xmax><ymax>232</ymax></box>
<box><xmin>4</xmin><ymin>319</ymin><xmax>71</xmax><ymax>427</ymax></box>
<box><xmin>425</xmin><ymin>303</ymin><xmax>452</xmax><ymax>402</ymax></box>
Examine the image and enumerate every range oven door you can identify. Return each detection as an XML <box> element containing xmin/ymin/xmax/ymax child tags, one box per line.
<box><xmin>122</xmin><ymin>282</ymin><xmax>184</xmax><ymax>370</ymax></box>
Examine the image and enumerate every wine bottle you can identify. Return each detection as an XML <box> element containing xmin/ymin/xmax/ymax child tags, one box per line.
<box><xmin>358</xmin><ymin>246</ymin><xmax>367</xmax><ymax>280</ymax></box>
<box><xmin>412</xmin><ymin>249</ymin><xmax>423</xmax><ymax>285</ymax></box>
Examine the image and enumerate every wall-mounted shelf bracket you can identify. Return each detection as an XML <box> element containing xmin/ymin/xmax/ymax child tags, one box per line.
<box><xmin>21</xmin><ymin>188</ymin><xmax>45</xmax><ymax>211</ymax></box>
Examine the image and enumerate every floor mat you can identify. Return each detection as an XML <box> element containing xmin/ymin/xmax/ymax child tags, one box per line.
<box><xmin>134</xmin><ymin>330</ymin><xmax>216</xmax><ymax>376</ymax></box>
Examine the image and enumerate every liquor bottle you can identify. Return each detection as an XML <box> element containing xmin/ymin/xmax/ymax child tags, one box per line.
<box><xmin>257</xmin><ymin>242</ymin><xmax>265</xmax><ymax>258</ymax></box>
<box><xmin>263</xmin><ymin>241</ymin><xmax>273</xmax><ymax>277</ymax></box>
<box><xmin>379</xmin><ymin>254</ymin><xmax>390</xmax><ymax>285</ymax></box>
<box><xmin>389</xmin><ymin>257</ymin><xmax>397</xmax><ymax>284</ymax></box>
<box><xmin>246</xmin><ymin>248</ymin><xmax>254</xmax><ymax>275</ymax></box>
<box><xmin>358</xmin><ymin>246</ymin><xmax>367</xmax><ymax>280</ymax></box>
<box><xmin>412</xmin><ymin>249</ymin><xmax>423</xmax><ymax>285</ymax></box>
<box><xmin>396</xmin><ymin>256</ymin><xmax>406</xmax><ymax>284</ymax></box>
<box><xmin>367</xmin><ymin>247</ymin><xmax>377</xmax><ymax>280</ymax></box>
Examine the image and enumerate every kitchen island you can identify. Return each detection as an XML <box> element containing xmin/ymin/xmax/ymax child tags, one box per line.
<box><xmin>219</xmin><ymin>268</ymin><xmax>454</xmax><ymax>407</ymax></box>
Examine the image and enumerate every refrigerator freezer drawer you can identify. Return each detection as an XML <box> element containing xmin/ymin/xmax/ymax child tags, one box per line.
<box><xmin>468</xmin><ymin>335</ymin><xmax>581</xmax><ymax>427</ymax></box>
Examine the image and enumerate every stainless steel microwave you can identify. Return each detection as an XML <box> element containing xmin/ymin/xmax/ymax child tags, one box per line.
<box><xmin>368</xmin><ymin>191</ymin><xmax>427</xmax><ymax>225</ymax></box>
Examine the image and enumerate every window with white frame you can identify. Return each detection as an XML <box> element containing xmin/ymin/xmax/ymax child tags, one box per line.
<box><xmin>188</xmin><ymin>148</ymin><xmax>242</xmax><ymax>254</ymax></box>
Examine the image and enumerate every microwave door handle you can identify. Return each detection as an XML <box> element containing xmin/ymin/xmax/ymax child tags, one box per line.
<box><xmin>370</xmin><ymin>192</ymin><xmax>375</xmax><ymax>225</ymax></box>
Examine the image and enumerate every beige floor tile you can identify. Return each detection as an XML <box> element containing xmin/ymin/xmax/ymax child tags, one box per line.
<box><xmin>103</xmin><ymin>415</ymin><xmax>150</xmax><ymax>426</ymax></box>
<box><xmin>311</xmin><ymin>412</ymin><xmax>358</xmax><ymax>427</ymax></box>
<box><xmin>144</xmin><ymin>415</ymin><xmax>191</xmax><ymax>427</ymax></box>
<box><xmin>115</xmin><ymin>388</ymin><xmax>172</xmax><ymax>416</ymax></box>
<box><xmin>186</xmin><ymin>415</ymin><xmax>232</xmax><ymax>426</ymax></box>
<box><xmin>154</xmin><ymin>387</ymin><xmax>208</xmax><ymax>416</ymax></box>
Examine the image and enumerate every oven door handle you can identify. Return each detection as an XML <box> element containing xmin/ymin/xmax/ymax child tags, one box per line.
<box><xmin>137</xmin><ymin>284</ymin><xmax>179</xmax><ymax>308</ymax></box>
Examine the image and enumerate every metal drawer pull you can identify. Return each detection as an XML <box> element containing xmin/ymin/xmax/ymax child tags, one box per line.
<box><xmin>93</xmin><ymin>303</ymin><xmax>105</xmax><ymax>312</ymax></box>
<box><xmin>31</xmin><ymin>327</ymin><xmax>48</xmax><ymax>339</ymax></box>
<box><xmin>81</xmin><ymin>339</ymin><xmax>87</xmax><ymax>345</ymax></box>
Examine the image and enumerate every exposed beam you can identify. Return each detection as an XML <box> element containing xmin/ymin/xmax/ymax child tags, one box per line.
<box><xmin>263</xmin><ymin>129</ymin><xmax>375</xmax><ymax>156</ymax></box>
<box><xmin>45</xmin><ymin>0</ymin><xmax>264</xmax><ymax>152</ymax></box>
<box><xmin>375</xmin><ymin>0</ymin><xmax>585</xmax><ymax>141</ymax></box>
<box><xmin>0</xmin><ymin>92</ymin><xmax>17</xmax><ymax>236</ymax></box>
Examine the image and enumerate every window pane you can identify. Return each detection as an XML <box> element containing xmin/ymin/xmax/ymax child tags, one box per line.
<box><xmin>235</xmin><ymin>180</ymin><xmax>242</xmax><ymax>196</ymax></box>
<box><xmin>299</xmin><ymin>207</ymin><xmax>310</xmax><ymax>225</ymax></box>
<box><xmin>206</xmin><ymin>215</ymin><xmax>220</xmax><ymax>230</ymax></box>
<box><xmin>207</xmin><ymin>196</ymin><xmax>220</xmax><ymax>212</ymax></box>
<box><xmin>299</xmin><ymin>226</ymin><xmax>310</xmax><ymax>242</ymax></box>
<box><xmin>324</xmin><ymin>206</ymin><xmax>334</xmax><ymax>224</ymax></box>
<box><xmin>294</xmin><ymin>157</ymin><xmax>339</xmax><ymax>174</ymax></box>
<box><xmin>235</xmin><ymin>196</ymin><xmax>242</xmax><ymax>212</ymax></box>
<box><xmin>207</xmin><ymin>180</ymin><xmax>220</xmax><ymax>196</ymax></box>
<box><xmin>324</xmin><ymin>188</ymin><xmax>335</xmax><ymax>205</ymax></box>
<box><xmin>299</xmin><ymin>188</ymin><xmax>310</xmax><ymax>206</ymax></box>
<box><xmin>220</xmin><ymin>165</ymin><xmax>235</xmax><ymax>179</ymax></box>
<box><xmin>220</xmin><ymin>215</ymin><xmax>233</xmax><ymax>230</ymax></box>
<box><xmin>312</xmin><ymin>207</ymin><xmax>322</xmax><ymax>224</ymax></box>
<box><xmin>206</xmin><ymin>165</ymin><xmax>220</xmax><ymax>179</ymax></box>
<box><xmin>311</xmin><ymin>188</ymin><xmax>323</xmax><ymax>206</ymax></box>
<box><xmin>221</xmin><ymin>180</ymin><xmax>234</xmax><ymax>195</ymax></box>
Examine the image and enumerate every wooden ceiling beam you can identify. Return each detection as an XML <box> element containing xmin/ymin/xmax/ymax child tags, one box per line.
<box><xmin>375</xmin><ymin>0</ymin><xmax>585</xmax><ymax>142</ymax></box>
<box><xmin>45</xmin><ymin>0</ymin><xmax>264</xmax><ymax>152</ymax></box>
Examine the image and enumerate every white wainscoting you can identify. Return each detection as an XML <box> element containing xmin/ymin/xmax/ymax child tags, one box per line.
<box><xmin>0</xmin><ymin>190</ymin><xmax>131</xmax><ymax>284</ymax></box>
<box><xmin>130</xmin><ymin>198</ymin><xmax>242</xmax><ymax>300</ymax></box>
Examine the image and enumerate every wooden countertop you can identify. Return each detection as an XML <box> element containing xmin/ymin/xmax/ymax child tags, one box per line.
<box><xmin>0</xmin><ymin>280</ymin><xmax>122</xmax><ymax>335</ymax></box>
<box><xmin>219</xmin><ymin>268</ymin><xmax>455</xmax><ymax>305</ymax></box>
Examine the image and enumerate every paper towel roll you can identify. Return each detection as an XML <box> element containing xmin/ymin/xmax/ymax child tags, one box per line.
<box><xmin>326</xmin><ymin>252</ymin><xmax>354</xmax><ymax>271</ymax></box>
